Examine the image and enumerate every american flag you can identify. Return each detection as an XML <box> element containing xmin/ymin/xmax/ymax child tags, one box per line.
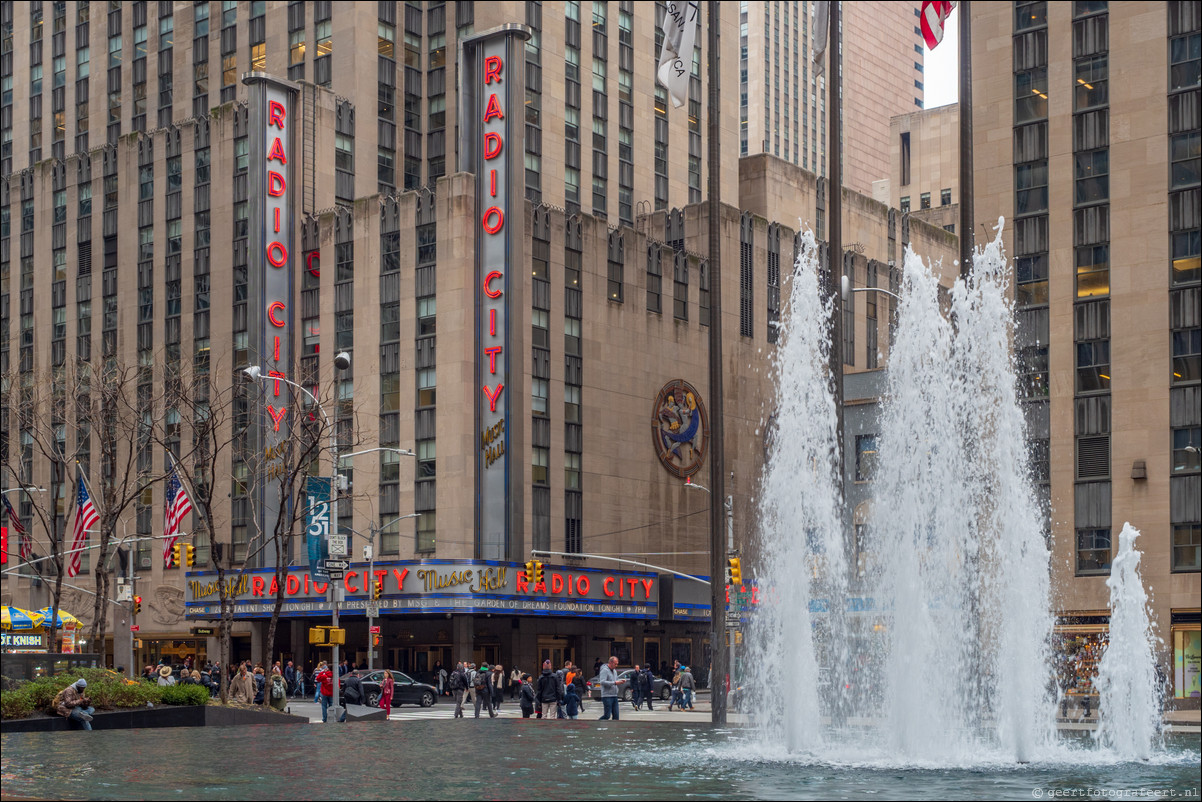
<box><xmin>66</xmin><ymin>473</ymin><xmax>99</xmax><ymax>578</ymax></box>
<box><xmin>3</xmin><ymin>494</ymin><xmax>31</xmax><ymax>560</ymax></box>
<box><xmin>162</xmin><ymin>466</ymin><xmax>194</xmax><ymax>567</ymax></box>
<box><xmin>920</xmin><ymin>1</ymin><xmax>956</xmax><ymax>50</ymax></box>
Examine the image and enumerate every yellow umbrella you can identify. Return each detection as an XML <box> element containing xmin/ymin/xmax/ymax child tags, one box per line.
<box><xmin>35</xmin><ymin>607</ymin><xmax>83</xmax><ymax>629</ymax></box>
<box><xmin>1</xmin><ymin>605</ymin><xmax>46</xmax><ymax>631</ymax></box>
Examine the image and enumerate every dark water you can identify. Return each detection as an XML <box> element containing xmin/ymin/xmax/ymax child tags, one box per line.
<box><xmin>2</xmin><ymin>722</ymin><xmax>1198</xmax><ymax>800</ymax></box>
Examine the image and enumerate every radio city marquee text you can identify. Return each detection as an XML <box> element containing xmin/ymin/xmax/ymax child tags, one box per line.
<box><xmin>261</xmin><ymin>96</ymin><xmax>292</xmax><ymax>473</ymax></box>
<box><xmin>188</xmin><ymin>564</ymin><xmax>656</xmax><ymax>604</ymax></box>
<box><xmin>479</xmin><ymin>53</ymin><xmax>507</xmax><ymax>462</ymax></box>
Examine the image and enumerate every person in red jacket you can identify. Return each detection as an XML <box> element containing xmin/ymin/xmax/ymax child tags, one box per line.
<box><xmin>314</xmin><ymin>661</ymin><xmax>336</xmax><ymax>722</ymax></box>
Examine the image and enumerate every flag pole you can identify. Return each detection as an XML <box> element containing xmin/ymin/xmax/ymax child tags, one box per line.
<box><xmin>706</xmin><ymin>0</ymin><xmax>728</xmax><ymax>727</ymax></box>
<box><xmin>958</xmin><ymin>1</ymin><xmax>974</xmax><ymax>278</ymax></box>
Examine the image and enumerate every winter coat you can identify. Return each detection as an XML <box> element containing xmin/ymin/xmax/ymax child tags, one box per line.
<box><xmin>230</xmin><ymin>671</ymin><xmax>256</xmax><ymax>703</ymax></box>
<box><xmin>680</xmin><ymin>670</ymin><xmax>695</xmax><ymax>690</ymax></box>
<box><xmin>519</xmin><ymin>683</ymin><xmax>536</xmax><ymax>711</ymax></box>
<box><xmin>599</xmin><ymin>664</ymin><xmax>621</xmax><ymax>698</ymax></box>
<box><xmin>269</xmin><ymin>675</ymin><xmax>289</xmax><ymax>711</ymax></box>
<box><xmin>53</xmin><ymin>684</ymin><xmax>89</xmax><ymax>718</ymax></box>
<box><xmin>315</xmin><ymin>668</ymin><xmax>335</xmax><ymax>698</ymax></box>
<box><xmin>536</xmin><ymin>669</ymin><xmax>562</xmax><ymax>704</ymax></box>
<box><xmin>564</xmin><ymin>685</ymin><xmax>581</xmax><ymax>716</ymax></box>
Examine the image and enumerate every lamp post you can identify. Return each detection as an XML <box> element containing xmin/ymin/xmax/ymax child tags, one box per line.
<box><xmin>685</xmin><ymin>479</ymin><xmax>735</xmax><ymax>698</ymax></box>
<box><xmin>245</xmin><ymin>350</ymin><xmax>350</xmax><ymax>722</ymax></box>
<box><xmin>347</xmin><ymin>509</ymin><xmax>419</xmax><ymax>671</ymax></box>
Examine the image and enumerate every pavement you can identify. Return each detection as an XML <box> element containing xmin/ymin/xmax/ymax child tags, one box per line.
<box><xmin>283</xmin><ymin>690</ymin><xmax>713</xmax><ymax>724</ymax></box>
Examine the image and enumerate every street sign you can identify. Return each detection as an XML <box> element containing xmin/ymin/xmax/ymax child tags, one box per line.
<box><xmin>324</xmin><ymin>559</ymin><xmax>350</xmax><ymax>571</ymax></box>
<box><xmin>369</xmin><ymin>625</ymin><xmax>380</xmax><ymax>634</ymax></box>
<box><xmin>327</xmin><ymin>570</ymin><xmax>345</xmax><ymax>580</ymax></box>
<box><xmin>329</xmin><ymin>534</ymin><xmax>349</xmax><ymax>557</ymax></box>
<box><xmin>130</xmin><ymin>625</ymin><xmax>140</xmax><ymax>632</ymax></box>
<box><xmin>366</xmin><ymin>605</ymin><xmax>380</xmax><ymax>618</ymax></box>
<box><xmin>724</xmin><ymin>611</ymin><xmax>741</xmax><ymax>629</ymax></box>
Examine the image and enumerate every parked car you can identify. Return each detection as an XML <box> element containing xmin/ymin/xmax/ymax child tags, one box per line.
<box><xmin>339</xmin><ymin>669</ymin><xmax>437</xmax><ymax>708</ymax></box>
<box><xmin>585</xmin><ymin>669</ymin><xmax>672</xmax><ymax>701</ymax></box>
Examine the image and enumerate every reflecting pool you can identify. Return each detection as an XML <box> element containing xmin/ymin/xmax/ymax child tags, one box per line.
<box><xmin>2</xmin><ymin>722</ymin><xmax>1198</xmax><ymax>800</ymax></box>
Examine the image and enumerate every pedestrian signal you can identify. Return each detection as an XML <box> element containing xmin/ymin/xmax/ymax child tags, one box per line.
<box><xmin>728</xmin><ymin>557</ymin><xmax>742</xmax><ymax>586</ymax></box>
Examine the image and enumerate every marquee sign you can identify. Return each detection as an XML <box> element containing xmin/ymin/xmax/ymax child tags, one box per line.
<box><xmin>184</xmin><ymin>559</ymin><xmax>663</xmax><ymax>621</ymax></box>
<box><xmin>244</xmin><ymin>73</ymin><xmax>299</xmax><ymax>564</ymax></box>
<box><xmin>461</xmin><ymin>25</ymin><xmax>531</xmax><ymax>561</ymax></box>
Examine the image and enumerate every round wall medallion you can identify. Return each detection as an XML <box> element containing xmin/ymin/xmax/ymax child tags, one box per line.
<box><xmin>651</xmin><ymin>379</ymin><xmax>709</xmax><ymax>478</ymax></box>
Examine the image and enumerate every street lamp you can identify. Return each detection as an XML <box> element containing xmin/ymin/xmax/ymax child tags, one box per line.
<box><xmin>244</xmin><ymin>350</ymin><xmax>350</xmax><ymax>722</ymax></box>
<box><xmin>841</xmin><ymin>275</ymin><xmax>901</xmax><ymax>303</ymax></box>
<box><xmin>352</xmin><ymin>510</ymin><xmax>419</xmax><ymax>671</ymax></box>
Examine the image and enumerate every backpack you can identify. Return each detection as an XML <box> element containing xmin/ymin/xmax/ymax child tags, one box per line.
<box><xmin>271</xmin><ymin>677</ymin><xmax>285</xmax><ymax>699</ymax></box>
<box><xmin>450</xmin><ymin>669</ymin><xmax>465</xmax><ymax>691</ymax></box>
<box><xmin>474</xmin><ymin>672</ymin><xmax>489</xmax><ymax>691</ymax></box>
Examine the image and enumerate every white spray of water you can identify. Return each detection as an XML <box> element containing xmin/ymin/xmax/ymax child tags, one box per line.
<box><xmin>746</xmin><ymin>230</ymin><xmax>846</xmax><ymax>754</ymax></box>
<box><xmin>749</xmin><ymin>221</ymin><xmax>1058</xmax><ymax>763</ymax></box>
<box><xmin>1094</xmin><ymin>523</ymin><xmax>1161</xmax><ymax>760</ymax></box>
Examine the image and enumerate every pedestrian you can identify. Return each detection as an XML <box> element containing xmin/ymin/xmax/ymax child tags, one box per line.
<box><xmin>598</xmin><ymin>656</ymin><xmax>625</xmax><ymax>721</ymax></box>
<box><xmin>519</xmin><ymin>674</ymin><xmax>536</xmax><ymax>718</ymax></box>
<box><xmin>268</xmin><ymin>667</ymin><xmax>289</xmax><ymax>712</ymax></box>
<box><xmin>450</xmin><ymin>661</ymin><xmax>469</xmax><ymax>718</ymax></box>
<box><xmin>53</xmin><ymin>677</ymin><xmax>95</xmax><ymax>730</ymax></box>
<box><xmin>564</xmin><ymin>681</ymin><xmax>582</xmax><ymax>720</ymax></box>
<box><xmin>157</xmin><ymin>665</ymin><xmax>177</xmax><ymax>686</ymax></box>
<box><xmin>312</xmin><ymin>664</ymin><xmax>323</xmax><ymax>704</ymax></box>
<box><xmin>593</xmin><ymin>657</ymin><xmax>603</xmax><ymax>677</ymax></box>
<box><xmin>379</xmin><ymin>669</ymin><xmax>395</xmax><ymax>717</ymax></box>
<box><xmin>491</xmin><ymin>664</ymin><xmax>506</xmax><ymax>710</ymax></box>
<box><xmin>668</xmin><ymin>667</ymin><xmax>684</xmax><ymax>711</ymax></box>
<box><xmin>284</xmin><ymin>660</ymin><xmax>297</xmax><ymax>697</ymax></box>
<box><xmin>680</xmin><ymin>665</ymin><xmax>696</xmax><ymax>710</ymax></box>
<box><xmin>314</xmin><ymin>661</ymin><xmax>336</xmax><ymax>722</ymax></box>
<box><xmin>631</xmin><ymin>663</ymin><xmax>643</xmax><ymax>710</ymax></box>
<box><xmin>230</xmin><ymin>664</ymin><xmax>256</xmax><ymax>704</ymax></box>
<box><xmin>556</xmin><ymin>661</ymin><xmax>574</xmax><ymax>719</ymax></box>
<box><xmin>432</xmin><ymin>660</ymin><xmax>445</xmax><ymax>696</ymax></box>
<box><xmin>641</xmin><ymin>665</ymin><xmax>656</xmax><ymax>711</ymax></box>
<box><xmin>338</xmin><ymin>658</ymin><xmax>349</xmax><ymax>677</ymax></box>
<box><xmin>473</xmin><ymin>663</ymin><xmax>497</xmax><ymax>718</ymax></box>
<box><xmin>253</xmin><ymin>665</ymin><xmax>266</xmax><ymax>704</ymax></box>
<box><xmin>510</xmin><ymin>664</ymin><xmax>523</xmax><ymax>700</ymax></box>
<box><xmin>535</xmin><ymin>659</ymin><xmax>562</xmax><ymax>720</ymax></box>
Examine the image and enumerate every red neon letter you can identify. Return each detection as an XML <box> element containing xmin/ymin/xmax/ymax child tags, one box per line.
<box><xmin>267</xmin><ymin>301</ymin><xmax>287</xmax><ymax>327</ymax></box>
<box><xmin>482</xmin><ymin>383</ymin><xmax>504</xmax><ymax>412</ymax></box>
<box><xmin>268</xmin><ymin>101</ymin><xmax>286</xmax><ymax>129</ymax></box>
<box><xmin>483</xmin><ymin>132</ymin><xmax>503</xmax><ymax>160</ymax></box>
<box><xmin>489</xmin><ymin>309</ymin><xmax>497</xmax><ymax>336</ymax></box>
<box><xmin>482</xmin><ymin>207</ymin><xmax>504</xmax><ymax>234</ymax></box>
<box><xmin>551</xmin><ymin>573</ymin><xmax>564</xmax><ymax>594</ymax></box>
<box><xmin>483</xmin><ymin>270</ymin><xmax>504</xmax><ymax>298</ymax></box>
<box><xmin>344</xmin><ymin>571</ymin><xmax>358</xmax><ymax>594</ymax></box>
<box><xmin>268</xmin><ymin>370</ymin><xmax>286</xmax><ymax>397</ymax></box>
<box><xmin>393</xmin><ymin>568</ymin><xmax>408</xmax><ymax>589</ymax></box>
<box><xmin>577</xmin><ymin>576</ymin><xmax>590</xmax><ymax>595</ymax></box>
<box><xmin>273</xmin><ymin>336</ymin><xmax>281</xmax><ymax>362</ymax></box>
<box><xmin>252</xmin><ymin>576</ymin><xmax>266</xmax><ymax>596</ymax></box>
<box><xmin>286</xmin><ymin>575</ymin><xmax>300</xmax><ymax>595</ymax></box>
<box><xmin>603</xmin><ymin>577</ymin><xmax>615</xmax><ymax>598</ymax></box>
<box><xmin>267</xmin><ymin>241</ymin><xmax>288</xmax><ymax>268</ymax></box>
<box><xmin>267</xmin><ymin>137</ymin><xmax>288</xmax><ymax>164</ymax></box>
<box><xmin>641</xmin><ymin>578</ymin><xmax>654</xmax><ymax>599</ymax></box>
<box><xmin>483</xmin><ymin>55</ymin><xmax>503</xmax><ymax>84</ymax></box>
<box><xmin>268</xmin><ymin>171</ymin><xmax>286</xmax><ymax>196</ymax></box>
<box><xmin>484</xmin><ymin>346</ymin><xmax>502</xmax><ymax>374</ymax></box>
<box><xmin>483</xmin><ymin>93</ymin><xmax>505</xmax><ymax>122</ymax></box>
<box><xmin>267</xmin><ymin>405</ymin><xmax>288</xmax><ymax>432</ymax></box>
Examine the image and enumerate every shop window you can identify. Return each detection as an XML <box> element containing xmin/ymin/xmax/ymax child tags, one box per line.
<box><xmin>1076</xmin><ymin>528</ymin><xmax>1111</xmax><ymax>574</ymax></box>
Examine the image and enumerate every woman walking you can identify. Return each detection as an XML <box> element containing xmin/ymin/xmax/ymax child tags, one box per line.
<box><xmin>379</xmin><ymin>670</ymin><xmax>396</xmax><ymax>717</ymax></box>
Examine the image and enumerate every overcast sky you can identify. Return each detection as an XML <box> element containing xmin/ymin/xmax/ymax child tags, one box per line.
<box><xmin>923</xmin><ymin>10</ymin><xmax>959</xmax><ymax>109</ymax></box>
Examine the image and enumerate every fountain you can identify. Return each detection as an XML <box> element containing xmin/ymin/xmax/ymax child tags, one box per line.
<box><xmin>1094</xmin><ymin>522</ymin><xmax>1162</xmax><ymax>759</ymax></box>
<box><xmin>748</xmin><ymin>221</ymin><xmax>1059</xmax><ymax>763</ymax></box>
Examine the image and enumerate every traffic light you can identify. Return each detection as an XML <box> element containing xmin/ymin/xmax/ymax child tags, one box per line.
<box><xmin>524</xmin><ymin>560</ymin><xmax>536</xmax><ymax>583</ymax></box>
<box><xmin>533</xmin><ymin>560</ymin><xmax>545</xmax><ymax>585</ymax></box>
<box><xmin>185</xmin><ymin>544</ymin><xmax>195</xmax><ymax>568</ymax></box>
<box><xmin>133</xmin><ymin>595</ymin><xmax>142</xmax><ymax>615</ymax></box>
<box><xmin>728</xmin><ymin>557</ymin><xmax>742</xmax><ymax>586</ymax></box>
<box><xmin>170</xmin><ymin>544</ymin><xmax>181</xmax><ymax>568</ymax></box>
<box><xmin>372</xmin><ymin>578</ymin><xmax>383</xmax><ymax>601</ymax></box>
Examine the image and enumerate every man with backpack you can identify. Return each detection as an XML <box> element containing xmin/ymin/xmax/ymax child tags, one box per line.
<box><xmin>473</xmin><ymin>663</ymin><xmax>497</xmax><ymax>718</ymax></box>
<box><xmin>450</xmin><ymin>662</ymin><xmax>469</xmax><ymax>718</ymax></box>
<box><xmin>535</xmin><ymin>659</ymin><xmax>562</xmax><ymax>720</ymax></box>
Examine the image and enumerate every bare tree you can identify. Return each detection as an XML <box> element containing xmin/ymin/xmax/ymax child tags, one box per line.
<box><xmin>1</xmin><ymin>362</ymin><xmax>87</xmax><ymax>652</ymax></box>
<box><xmin>81</xmin><ymin>358</ymin><xmax>169</xmax><ymax>653</ymax></box>
<box><xmin>151</xmin><ymin>356</ymin><xmax>245</xmax><ymax>703</ymax></box>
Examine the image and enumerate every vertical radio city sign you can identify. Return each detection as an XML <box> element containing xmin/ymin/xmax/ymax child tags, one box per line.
<box><xmin>244</xmin><ymin>72</ymin><xmax>299</xmax><ymax>564</ymax></box>
<box><xmin>460</xmin><ymin>25</ymin><xmax>530</xmax><ymax>561</ymax></box>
